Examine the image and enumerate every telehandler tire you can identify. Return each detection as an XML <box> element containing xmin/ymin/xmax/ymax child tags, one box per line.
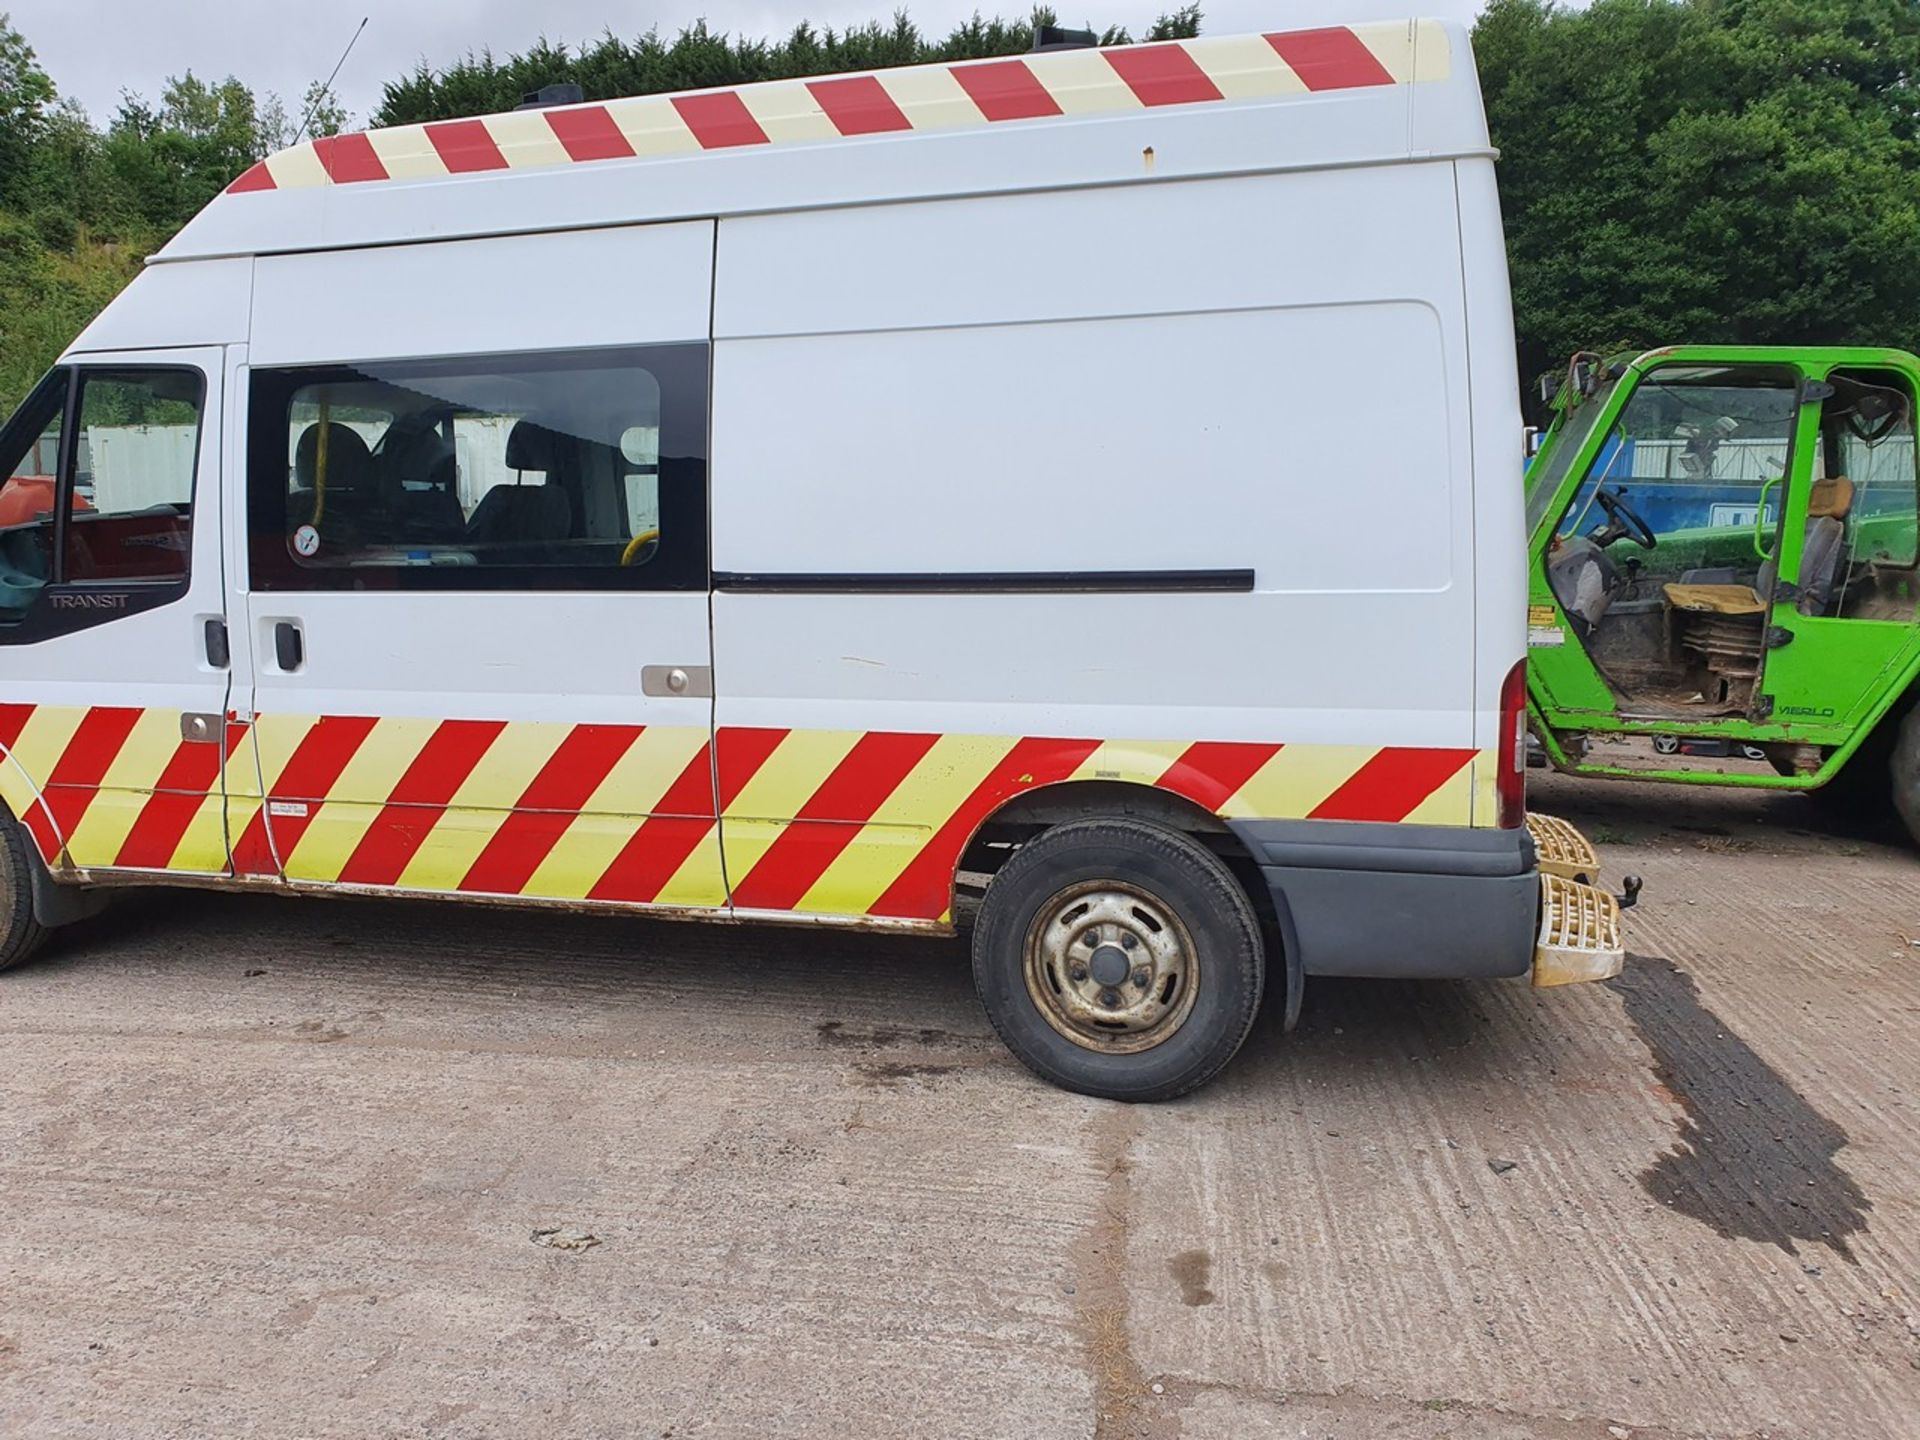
<box><xmin>1809</xmin><ymin>734</ymin><xmax>1895</xmax><ymax>823</ymax></box>
<box><xmin>1891</xmin><ymin>707</ymin><xmax>1920</xmax><ymax>847</ymax></box>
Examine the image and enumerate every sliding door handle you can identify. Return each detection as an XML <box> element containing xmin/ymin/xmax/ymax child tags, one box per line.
<box><xmin>274</xmin><ymin>621</ymin><xmax>304</xmax><ymax>672</ymax></box>
<box><xmin>642</xmin><ymin>664</ymin><xmax>712</xmax><ymax>697</ymax></box>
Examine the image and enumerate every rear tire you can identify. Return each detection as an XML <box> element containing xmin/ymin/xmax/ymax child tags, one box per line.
<box><xmin>1891</xmin><ymin>708</ymin><xmax>1920</xmax><ymax>846</ymax></box>
<box><xmin>970</xmin><ymin>817</ymin><xmax>1264</xmax><ymax>1102</ymax></box>
<box><xmin>0</xmin><ymin>811</ymin><xmax>49</xmax><ymax>973</ymax></box>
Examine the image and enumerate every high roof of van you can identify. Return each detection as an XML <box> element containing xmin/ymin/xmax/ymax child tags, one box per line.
<box><xmin>158</xmin><ymin>19</ymin><xmax>1488</xmax><ymax>264</ymax></box>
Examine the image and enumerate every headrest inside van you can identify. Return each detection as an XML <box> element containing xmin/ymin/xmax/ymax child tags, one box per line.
<box><xmin>505</xmin><ymin>419</ymin><xmax>565</xmax><ymax>474</ymax></box>
<box><xmin>294</xmin><ymin>423</ymin><xmax>373</xmax><ymax>492</ymax></box>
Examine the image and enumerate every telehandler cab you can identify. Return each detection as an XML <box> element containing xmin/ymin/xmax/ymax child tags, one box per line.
<box><xmin>1525</xmin><ymin>346</ymin><xmax>1920</xmax><ymax>840</ymax></box>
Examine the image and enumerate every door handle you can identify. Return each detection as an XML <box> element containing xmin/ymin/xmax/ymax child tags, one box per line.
<box><xmin>274</xmin><ymin>620</ymin><xmax>304</xmax><ymax>672</ymax></box>
<box><xmin>203</xmin><ymin>617</ymin><xmax>230</xmax><ymax>669</ymax></box>
<box><xmin>641</xmin><ymin>664</ymin><xmax>712</xmax><ymax>697</ymax></box>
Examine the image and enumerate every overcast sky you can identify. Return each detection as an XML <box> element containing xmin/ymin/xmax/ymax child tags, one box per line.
<box><xmin>14</xmin><ymin>1</ymin><xmax>1483</xmax><ymax>128</ymax></box>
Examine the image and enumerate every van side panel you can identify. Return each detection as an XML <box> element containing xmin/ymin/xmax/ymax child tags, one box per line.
<box><xmin>248</xmin><ymin>224</ymin><xmax>713</xmax><ymax>365</ymax></box>
<box><xmin>709</xmin><ymin>165</ymin><xmax>1491</xmax><ymax>929</ymax></box>
<box><xmin>1453</xmin><ymin>155</ymin><xmax>1528</xmax><ymax>824</ymax></box>
<box><xmin>68</xmin><ymin>259</ymin><xmax>252</xmax><ymax>355</ymax></box>
<box><xmin>1230</xmin><ymin>155</ymin><xmax>1538</xmax><ymax>979</ymax></box>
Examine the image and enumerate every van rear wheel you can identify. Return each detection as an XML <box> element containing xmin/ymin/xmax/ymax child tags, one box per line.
<box><xmin>0</xmin><ymin>812</ymin><xmax>49</xmax><ymax>973</ymax></box>
<box><xmin>970</xmin><ymin>817</ymin><xmax>1264</xmax><ymax>1102</ymax></box>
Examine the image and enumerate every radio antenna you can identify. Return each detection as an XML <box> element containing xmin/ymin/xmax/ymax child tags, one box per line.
<box><xmin>294</xmin><ymin>15</ymin><xmax>369</xmax><ymax>144</ymax></box>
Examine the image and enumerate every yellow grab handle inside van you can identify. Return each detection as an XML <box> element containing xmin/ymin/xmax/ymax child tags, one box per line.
<box><xmin>621</xmin><ymin>529</ymin><xmax>661</xmax><ymax>566</ymax></box>
<box><xmin>311</xmin><ymin>396</ymin><xmax>330</xmax><ymax>526</ymax></box>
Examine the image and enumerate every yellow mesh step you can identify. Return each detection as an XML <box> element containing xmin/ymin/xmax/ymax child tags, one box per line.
<box><xmin>1533</xmin><ymin>873</ymin><xmax>1624</xmax><ymax>987</ymax></box>
<box><xmin>1527</xmin><ymin>811</ymin><xmax>1599</xmax><ymax>884</ymax></box>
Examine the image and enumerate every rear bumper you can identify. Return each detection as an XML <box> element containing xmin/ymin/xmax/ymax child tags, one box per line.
<box><xmin>1229</xmin><ymin>814</ymin><xmax>1624</xmax><ymax>985</ymax></box>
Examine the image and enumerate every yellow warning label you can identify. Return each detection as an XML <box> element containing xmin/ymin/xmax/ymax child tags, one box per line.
<box><xmin>1528</xmin><ymin>604</ymin><xmax>1559</xmax><ymax>628</ymax></box>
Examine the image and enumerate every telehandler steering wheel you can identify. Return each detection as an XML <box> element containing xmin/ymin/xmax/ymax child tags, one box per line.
<box><xmin>621</xmin><ymin>529</ymin><xmax>661</xmax><ymax>566</ymax></box>
<box><xmin>1593</xmin><ymin>487</ymin><xmax>1657</xmax><ymax>550</ymax></box>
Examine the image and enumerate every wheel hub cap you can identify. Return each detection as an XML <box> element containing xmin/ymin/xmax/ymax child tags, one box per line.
<box><xmin>1022</xmin><ymin>881</ymin><xmax>1201</xmax><ymax>1054</ymax></box>
<box><xmin>1088</xmin><ymin>944</ymin><xmax>1130</xmax><ymax>988</ymax></box>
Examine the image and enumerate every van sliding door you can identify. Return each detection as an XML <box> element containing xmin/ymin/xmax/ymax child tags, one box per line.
<box><xmin>235</xmin><ymin>224</ymin><xmax>722</xmax><ymax>909</ymax></box>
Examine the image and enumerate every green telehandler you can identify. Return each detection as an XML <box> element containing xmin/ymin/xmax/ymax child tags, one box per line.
<box><xmin>1525</xmin><ymin>345</ymin><xmax>1920</xmax><ymax>840</ymax></box>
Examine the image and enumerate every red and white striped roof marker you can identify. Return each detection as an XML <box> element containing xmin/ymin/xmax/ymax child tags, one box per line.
<box><xmin>226</xmin><ymin>21</ymin><xmax>1449</xmax><ymax>193</ymax></box>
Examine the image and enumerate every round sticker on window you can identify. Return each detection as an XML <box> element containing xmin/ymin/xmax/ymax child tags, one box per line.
<box><xmin>292</xmin><ymin>524</ymin><xmax>320</xmax><ymax>558</ymax></box>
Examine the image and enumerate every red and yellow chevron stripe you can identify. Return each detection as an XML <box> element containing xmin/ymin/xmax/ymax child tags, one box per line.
<box><xmin>227</xmin><ymin>23</ymin><xmax>1451</xmax><ymax>194</ymax></box>
<box><xmin>0</xmin><ymin>704</ymin><xmax>1490</xmax><ymax>925</ymax></box>
<box><xmin>0</xmin><ymin>703</ymin><xmax>241</xmax><ymax>876</ymax></box>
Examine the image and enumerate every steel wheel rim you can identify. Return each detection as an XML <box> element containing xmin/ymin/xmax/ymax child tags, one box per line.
<box><xmin>1022</xmin><ymin>880</ymin><xmax>1200</xmax><ymax>1054</ymax></box>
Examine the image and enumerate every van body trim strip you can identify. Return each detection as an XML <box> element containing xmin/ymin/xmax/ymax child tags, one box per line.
<box><xmin>711</xmin><ymin>569</ymin><xmax>1256</xmax><ymax>594</ymax></box>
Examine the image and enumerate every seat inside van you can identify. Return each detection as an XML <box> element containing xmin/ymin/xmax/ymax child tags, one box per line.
<box><xmin>466</xmin><ymin>419</ymin><xmax>575</xmax><ymax>545</ymax></box>
<box><xmin>290</xmin><ymin>421</ymin><xmax>384</xmax><ymax>543</ymax></box>
<box><xmin>375</xmin><ymin>420</ymin><xmax>466</xmax><ymax>543</ymax></box>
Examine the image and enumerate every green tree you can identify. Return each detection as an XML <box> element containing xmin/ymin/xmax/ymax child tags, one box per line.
<box><xmin>259</xmin><ymin>79</ymin><xmax>350</xmax><ymax>151</ymax></box>
<box><xmin>0</xmin><ymin>214</ymin><xmax>143</xmax><ymax>410</ymax></box>
<box><xmin>375</xmin><ymin>6</ymin><xmax>1203</xmax><ymax>124</ymax></box>
<box><xmin>103</xmin><ymin>74</ymin><xmax>271</xmax><ymax>231</ymax></box>
<box><xmin>0</xmin><ymin>11</ymin><xmax>55</xmax><ymax>206</ymax></box>
<box><xmin>1476</xmin><ymin>0</ymin><xmax>1920</xmax><ymax>388</ymax></box>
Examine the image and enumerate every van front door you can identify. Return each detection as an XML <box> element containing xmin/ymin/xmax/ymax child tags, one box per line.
<box><xmin>235</xmin><ymin>342</ymin><xmax>719</xmax><ymax>908</ymax></box>
<box><xmin>0</xmin><ymin>348</ymin><xmax>243</xmax><ymax>876</ymax></box>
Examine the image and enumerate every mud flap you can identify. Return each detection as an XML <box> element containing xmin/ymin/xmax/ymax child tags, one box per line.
<box><xmin>25</xmin><ymin>846</ymin><xmax>111</xmax><ymax>928</ymax></box>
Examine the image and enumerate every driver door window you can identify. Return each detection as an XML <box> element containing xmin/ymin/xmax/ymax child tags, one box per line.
<box><xmin>0</xmin><ymin>367</ymin><xmax>204</xmax><ymax>626</ymax></box>
<box><xmin>0</xmin><ymin>373</ymin><xmax>67</xmax><ymax>620</ymax></box>
<box><xmin>68</xmin><ymin>370</ymin><xmax>200</xmax><ymax>583</ymax></box>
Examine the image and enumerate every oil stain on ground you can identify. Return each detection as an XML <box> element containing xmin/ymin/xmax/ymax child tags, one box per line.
<box><xmin>851</xmin><ymin>1060</ymin><xmax>959</xmax><ymax>1088</ymax></box>
<box><xmin>1611</xmin><ymin>954</ymin><xmax>1871</xmax><ymax>1263</ymax></box>
<box><xmin>1168</xmin><ymin>1249</ymin><xmax>1215</xmax><ymax>1306</ymax></box>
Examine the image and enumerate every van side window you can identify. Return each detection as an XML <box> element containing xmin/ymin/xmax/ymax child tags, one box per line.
<box><xmin>247</xmin><ymin>347</ymin><xmax>707</xmax><ymax>592</ymax></box>
<box><xmin>0</xmin><ymin>367</ymin><xmax>203</xmax><ymax>622</ymax></box>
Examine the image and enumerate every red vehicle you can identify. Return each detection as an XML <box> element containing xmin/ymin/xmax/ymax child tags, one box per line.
<box><xmin>0</xmin><ymin>475</ymin><xmax>89</xmax><ymax>527</ymax></box>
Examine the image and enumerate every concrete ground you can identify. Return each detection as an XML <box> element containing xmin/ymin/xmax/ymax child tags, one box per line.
<box><xmin>2</xmin><ymin>774</ymin><xmax>1917</xmax><ymax>1440</ymax></box>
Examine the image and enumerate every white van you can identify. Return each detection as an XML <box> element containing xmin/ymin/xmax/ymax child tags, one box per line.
<box><xmin>0</xmin><ymin>19</ymin><xmax>1624</xmax><ymax>1099</ymax></box>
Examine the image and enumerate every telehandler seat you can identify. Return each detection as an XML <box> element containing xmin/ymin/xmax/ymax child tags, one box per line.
<box><xmin>1660</xmin><ymin>477</ymin><xmax>1853</xmax><ymax>699</ymax></box>
<box><xmin>1662</xmin><ymin>476</ymin><xmax>1853</xmax><ymax>620</ymax></box>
